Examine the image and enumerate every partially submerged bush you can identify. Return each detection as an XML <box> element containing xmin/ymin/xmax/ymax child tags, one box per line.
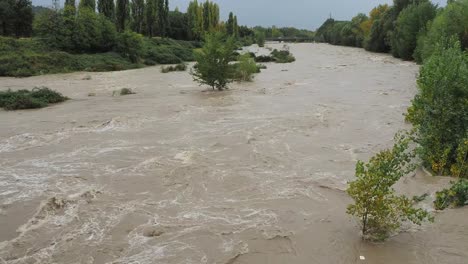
<box><xmin>161</xmin><ymin>63</ymin><xmax>187</xmax><ymax>73</ymax></box>
<box><xmin>115</xmin><ymin>31</ymin><xmax>144</xmax><ymax>63</ymax></box>
<box><xmin>271</xmin><ymin>49</ymin><xmax>296</xmax><ymax>63</ymax></box>
<box><xmin>117</xmin><ymin>88</ymin><xmax>136</xmax><ymax>96</ymax></box>
<box><xmin>434</xmin><ymin>179</ymin><xmax>468</xmax><ymax>210</ymax></box>
<box><xmin>0</xmin><ymin>87</ymin><xmax>68</xmax><ymax>110</ymax></box>
<box><xmin>231</xmin><ymin>53</ymin><xmax>260</xmax><ymax>82</ymax></box>
<box><xmin>254</xmin><ymin>55</ymin><xmax>275</xmax><ymax>63</ymax></box>
<box><xmin>347</xmin><ymin>133</ymin><xmax>433</xmax><ymax>241</ymax></box>
<box><xmin>253</xmin><ymin>49</ymin><xmax>295</xmax><ymax>63</ymax></box>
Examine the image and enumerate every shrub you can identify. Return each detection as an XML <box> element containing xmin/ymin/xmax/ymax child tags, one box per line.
<box><xmin>254</xmin><ymin>55</ymin><xmax>275</xmax><ymax>63</ymax></box>
<box><xmin>115</xmin><ymin>31</ymin><xmax>144</xmax><ymax>63</ymax></box>
<box><xmin>347</xmin><ymin>133</ymin><xmax>432</xmax><ymax>241</ymax></box>
<box><xmin>0</xmin><ymin>87</ymin><xmax>68</xmax><ymax>110</ymax></box>
<box><xmin>406</xmin><ymin>39</ymin><xmax>468</xmax><ymax>177</ymax></box>
<box><xmin>231</xmin><ymin>53</ymin><xmax>260</xmax><ymax>82</ymax></box>
<box><xmin>161</xmin><ymin>63</ymin><xmax>187</xmax><ymax>73</ymax></box>
<box><xmin>191</xmin><ymin>32</ymin><xmax>236</xmax><ymax>90</ymax></box>
<box><xmin>115</xmin><ymin>88</ymin><xmax>136</xmax><ymax>96</ymax></box>
<box><xmin>434</xmin><ymin>179</ymin><xmax>468</xmax><ymax>210</ymax></box>
<box><xmin>271</xmin><ymin>49</ymin><xmax>296</xmax><ymax>63</ymax></box>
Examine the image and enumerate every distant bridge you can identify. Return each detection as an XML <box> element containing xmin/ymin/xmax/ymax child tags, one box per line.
<box><xmin>266</xmin><ymin>37</ymin><xmax>315</xmax><ymax>42</ymax></box>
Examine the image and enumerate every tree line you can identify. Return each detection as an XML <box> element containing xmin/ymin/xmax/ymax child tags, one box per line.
<box><xmin>0</xmin><ymin>0</ymin><xmax>245</xmax><ymax>42</ymax></box>
<box><xmin>315</xmin><ymin>0</ymin><xmax>467</xmax><ymax>62</ymax></box>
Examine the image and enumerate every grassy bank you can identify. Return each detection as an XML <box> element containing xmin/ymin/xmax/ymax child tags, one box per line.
<box><xmin>0</xmin><ymin>37</ymin><xmax>200</xmax><ymax>77</ymax></box>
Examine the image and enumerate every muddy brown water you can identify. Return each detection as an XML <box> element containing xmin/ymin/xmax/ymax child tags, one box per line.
<box><xmin>0</xmin><ymin>43</ymin><xmax>467</xmax><ymax>264</ymax></box>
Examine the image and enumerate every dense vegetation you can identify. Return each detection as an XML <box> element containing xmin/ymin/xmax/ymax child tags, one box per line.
<box><xmin>406</xmin><ymin>39</ymin><xmax>467</xmax><ymax>177</ymax></box>
<box><xmin>315</xmin><ymin>0</ymin><xmax>468</xmax><ymax>63</ymax></box>
<box><xmin>347</xmin><ymin>133</ymin><xmax>432</xmax><ymax>241</ymax></box>
<box><xmin>434</xmin><ymin>179</ymin><xmax>468</xmax><ymax>210</ymax></box>
<box><xmin>0</xmin><ymin>87</ymin><xmax>68</xmax><ymax>110</ymax></box>
<box><xmin>0</xmin><ymin>0</ymin><xmax>244</xmax><ymax>77</ymax></box>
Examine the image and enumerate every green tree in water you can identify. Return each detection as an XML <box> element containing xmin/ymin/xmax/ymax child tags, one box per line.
<box><xmin>347</xmin><ymin>133</ymin><xmax>433</xmax><ymax>241</ymax></box>
<box><xmin>191</xmin><ymin>32</ymin><xmax>235</xmax><ymax>90</ymax></box>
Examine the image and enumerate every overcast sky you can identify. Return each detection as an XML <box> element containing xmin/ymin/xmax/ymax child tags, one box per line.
<box><xmin>32</xmin><ymin>0</ymin><xmax>445</xmax><ymax>30</ymax></box>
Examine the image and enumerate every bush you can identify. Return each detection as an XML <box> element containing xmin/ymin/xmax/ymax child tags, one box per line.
<box><xmin>231</xmin><ymin>53</ymin><xmax>260</xmax><ymax>82</ymax></box>
<box><xmin>434</xmin><ymin>179</ymin><xmax>468</xmax><ymax>210</ymax></box>
<box><xmin>115</xmin><ymin>31</ymin><xmax>144</xmax><ymax>63</ymax></box>
<box><xmin>161</xmin><ymin>63</ymin><xmax>187</xmax><ymax>73</ymax></box>
<box><xmin>406</xmin><ymin>39</ymin><xmax>468</xmax><ymax>177</ymax></box>
<box><xmin>391</xmin><ymin>2</ymin><xmax>437</xmax><ymax>60</ymax></box>
<box><xmin>271</xmin><ymin>49</ymin><xmax>296</xmax><ymax>63</ymax></box>
<box><xmin>191</xmin><ymin>32</ymin><xmax>236</xmax><ymax>90</ymax></box>
<box><xmin>254</xmin><ymin>55</ymin><xmax>275</xmax><ymax>63</ymax></box>
<box><xmin>347</xmin><ymin>133</ymin><xmax>432</xmax><ymax>241</ymax></box>
<box><xmin>0</xmin><ymin>87</ymin><xmax>68</xmax><ymax>110</ymax></box>
<box><xmin>119</xmin><ymin>88</ymin><xmax>136</xmax><ymax>95</ymax></box>
<box><xmin>415</xmin><ymin>0</ymin><xmax>468</xmax><ymax>62</ymax></box>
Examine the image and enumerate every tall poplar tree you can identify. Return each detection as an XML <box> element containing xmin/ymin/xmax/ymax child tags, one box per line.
<box><xmin>145</xmin><ymin>0</ymin><xmax>157</xmax><ymax>37</ymax></box>
<box><xmin>79</xmin><ymin>0</ymin><xmax>96</xmax><ymax>10</ymax></box>
<box><xmin>131</xmin><ymin>0</ymin><xmax>145</xmax><ymax>33</ymax></box>
<box><xmin>98</xmin><ymin>0</ymin><xmax>115</xmax><ymax>21</ymax></box>
<box><xmin>116</xmin><ymin>0</ymin><xmax>130</xmax><ymax>32</ymax></box>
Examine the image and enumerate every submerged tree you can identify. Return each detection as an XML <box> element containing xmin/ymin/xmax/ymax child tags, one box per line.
<box><xmin>191</xmin><ymin>32</ymin><xmax>235</xmax><ymax>90</ymax></box>
<box><xmin>347</xmin><ymin>133</ymin><xmax>433</xmax><ymax>241</ymax></box>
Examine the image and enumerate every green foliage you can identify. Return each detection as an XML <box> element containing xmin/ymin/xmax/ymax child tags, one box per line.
<box><xmin>315</xmin><ymin>15</ymin><xmax>369</xmax><ymax>47</ymax></box>
<box><xmin>364</xmin><ymin>7</ymin><xmax>394</xmax><ymax>53</ymax></box>
<box><xmin>392</xmin><ymin>2</ymin><xmax>437</xmax><ymax>60</ymax></box>
<box><xmin>0</xmin><ymin>87</ymin><xmax>68</xmax><ymax>110</ymax></box>
<box><xmin>161</xmin><ymin>63</ymin><xmax>187</xmax><ymax>73</ymax></box>
<box><xmin>119</xmin><ymin>88</ymin><xmax>135</xmax><ymax>95</ymax></box>
<box><xmin>115</xmin><ymin>30</ymin><xmax>144</xmax><ymax>63</ymax></box>
<box><xmin>231</xmin><ymin>53</ymin><xmax>260</xmax><ymax>82</ymax></box>
<box><xmin>115</xmin><ymin>0</ymin><xmax>130</xmax><ymax>32</ymax></box>
<box><xmin>79</xmin><ymin>0</ymin><xmax>96</xmax><ymax>11</ymax></box>
<box><xmin>347</xmin><ymin>133</ymin><xmax>433</xmax><ymax>241</ymax></box>
<box><xmin>434</xmin><ymin>179</ymin><xmax>468</xmax><ymax>210</ymax></box>
<box><xmin>0</xmin><ymin>0</ymin><xmax>33</xmax><ymax>37</ymax></box>
<box><xmin>415</xmin><ymin>0</ymin><xmax>468</xmax><ymax>62</ymax></box>
<box><xmin>0</xmin><ymin>37</ymin><xmax>139</xmax><ymax>76</ymax></box>
<box><xmin>191</xmin><ymin>32</ymin><xmax>235</xmax><ymax>90</ymax></box>
<box><xmin>254</xmin><ymin>55</ymin><xmax>275</xmax><ymax>63</ymax></box>
<box><xmin>255</xmin><ymin>31</ymin><xmax>266</xmax><ymax>47</ymax></box>
<box><xmin>271</xmin><ymin>48</ymin><xmax>296</xmax><ymax>63</ymax></box>
<box><xmin>406</xmin><ymin>39</ymin><xmax>467</xmax><ymax>177</ymax></box>
<box><xmin>34</xmin><ymin>7</ymin><xmax>117</xmax><ymax>53</ymax></box>
<box><xmin>98</xmin><ymin>0</ymin><xmax>115</xmax><ymax>21</ymax></box>
<box><xmin>130</xmin><ymin>0</ymin><xmax>145</xmax><ymax>33</ymax></box>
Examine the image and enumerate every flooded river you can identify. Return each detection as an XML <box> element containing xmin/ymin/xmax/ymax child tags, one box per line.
<box><xmin>0</xmin><ymin>43</ymin><xmax>467</xmax><ymax>264</ymax></box>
